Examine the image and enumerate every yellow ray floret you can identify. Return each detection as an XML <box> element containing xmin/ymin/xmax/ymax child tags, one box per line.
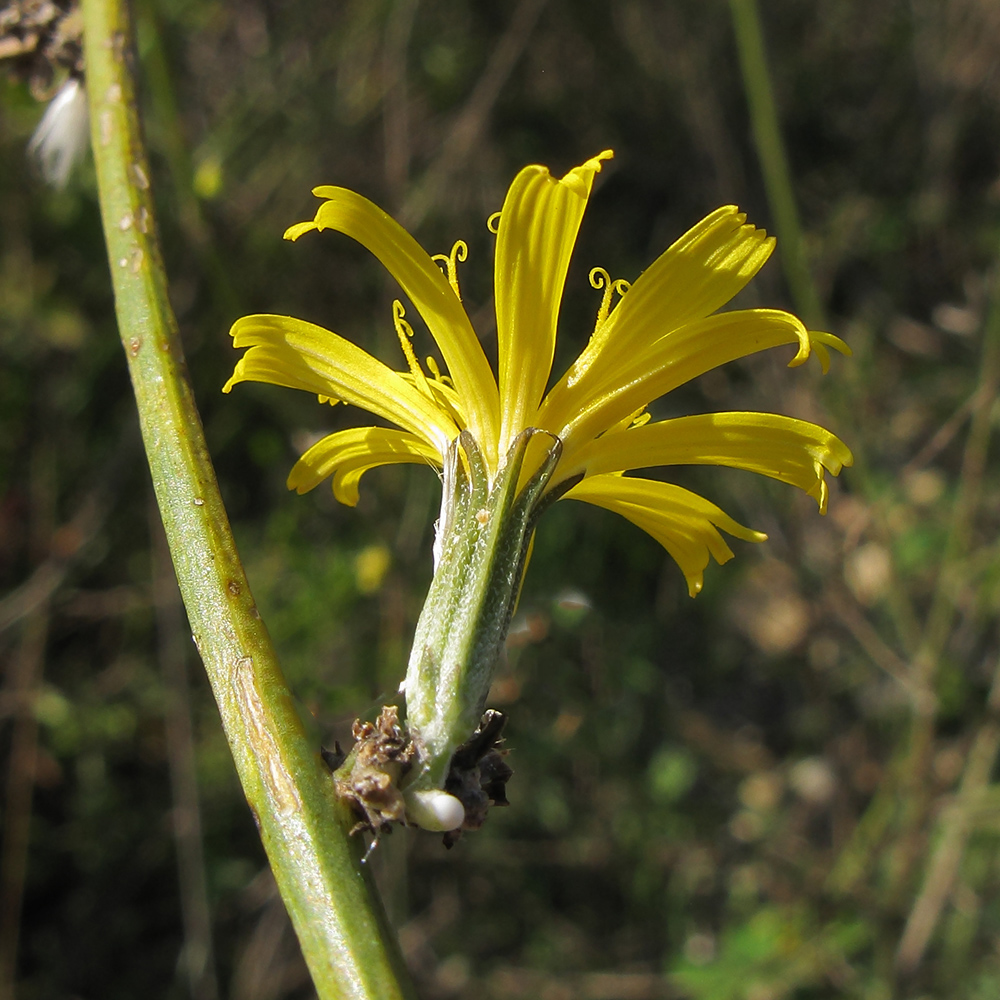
<box><xmin>557</xmin><ymin>205</ymin><xmax>776</xmax><ymax>396</ymax></box>
<box><xmin>224</xmin><ymin>314</ymin><xmax>459</xmax><ymax>454</ymax></box>
<box><xmin>563</xmin><ymin>475</ymin><xmax>768</xmax><ymax>597</ymax></box>
<box><xmin>288</xmin><ymin>427</ymin><xmax>442</xmax><ymax>507</ymax></box>
<box><xmin>494</xmin><ymin>150</ymin><xmax>612</xmax><ymax>455</ymax></box>
<box><xmin>545</xmin><ymin>309</ymin><xmax>849</xmax><ymax>457</ymax></box>
<box><xmin>563</xmin><ymin>412</ymin><xmax>852</xmax><ymax>513</ymax></box>
<box><xmin>285</xmin><ymin>187</ymin><xmax>499</xmax><ymax>470</ymax></box>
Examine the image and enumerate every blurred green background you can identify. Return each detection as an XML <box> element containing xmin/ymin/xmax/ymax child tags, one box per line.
<box><xmin>2</xmin><ymin>0</ymin><xmax>1000</xmax><ymax>997</ymax></box>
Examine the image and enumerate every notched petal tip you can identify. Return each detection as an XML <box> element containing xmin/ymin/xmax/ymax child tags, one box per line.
<box><xmin>286</xmin><ymin>459</ymin><xmax>362</xmax><ymax>506</ymax></box>
<box><xmin>818</xmin><ymin>433</ymin><xmax>854</xmax><ymax>477</ymax></box>
<box><xmin>221</xmin><ymin>353</ymin><xmax>249</xmax><ymax>393</ymax></box>
<box><xmin>284</xmin><ymin>221</ymin><xmax>317</xmax><ymax>241</ymax></box>
<box><xmin>713</xmin><ymin>204</ymin><xmax>741</xmax><ymax>221</ymax></box>
<box><xmin>780</xmin><ymin>318</ymin><xmax>813</xmax><ymax>368</ymax></box>
<box><xmin>331</xmin><ymin>478</ymin><xmax>362</xmax><ymax>507</ymax></box>
<box><xmin>759</xmin><ymin>232</ymin><xmax>776</xmax><ymax>262</ymax></box>
<box><xmin>792</xmin><ymin>329</ymin><xmax>853</xmax><ymax>374</ymax></box>
<box><xmin>555</xmin><ymin>149</ymin><xmax>615</xmax><ymax>198</ymax></box>
<box><xmin>564</xmin><ymin>148</ymin><xmax>614</xmax><ymax>177</ymax></box>
<box><xmin>810</xmin><ymin>472</ymin><xmax>830</xmax><ymax>515</ymax></box>
<box><xmin>288</xmin><ymin>427</ymin><xmax>443</xmax><ymax>508</ymax></box>
<box><xmin>286</xmin><ymin>463</ymin><xmax>318</xmax><ymax>497</ymax></box>
<box><xmin>810</xmin><ymin>436</ymin><xmax>854</xmax><ymax>513</ymax></box>
<box><xmin>228</xmin><ymin>314</ymin><xmax>279</xmax><ymax>345</ymax></box>
<box><xmin>564</xmin><ymin>475</ymin><xmax>767</xmax><ymax>599</ymax></box>
<box><xmin>815</xmin><ymin>329</ymin><xmax>853</xmax><ymax>356</ymax></box>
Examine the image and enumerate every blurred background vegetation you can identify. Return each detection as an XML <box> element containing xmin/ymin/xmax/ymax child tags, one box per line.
<box><xmin>2</xmin><ymin>0</ymin><xmax>1000</xmax><ymax>997</ymax></box>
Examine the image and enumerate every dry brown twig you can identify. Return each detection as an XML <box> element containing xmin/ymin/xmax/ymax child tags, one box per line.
<box><xmin>895</xmin><ymin>657</ymin><xmax>1000</xmax><ymax>974</ymax></box>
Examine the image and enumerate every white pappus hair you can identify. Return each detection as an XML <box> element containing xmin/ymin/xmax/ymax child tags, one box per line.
<box><xmin>27</xmin><ymin>76</ymin><xmax>90</xmax><ymax>189</ymax></box>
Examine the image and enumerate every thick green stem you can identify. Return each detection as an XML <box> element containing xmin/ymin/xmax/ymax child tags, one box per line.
<box><xmin>403</xmin><ymin>431</ymin><xmax>560</xmax><ymax>815</ymax></box>
<box><xmin>82</xmin><ymin>2</ymin><xmax>415</xmax><ymax>997</ymax></box>
<box><xmin>729</xmin><ymin>0</ymin><xmax>825</xmax><ymax>328</ymax></box>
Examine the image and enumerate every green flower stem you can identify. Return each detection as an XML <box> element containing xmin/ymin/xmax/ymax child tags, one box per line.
<box><xmin>404</xmin><ymin>431</ymin><xmax>560</xmax><ymax>810</ymax></box>
<box><xmin>729</xmin><ymin>0</ymin><xmax>826</xmax><ymax>329</ymax></box>
<box><xmin>82</xmin><ymin>2</ymin><xmax>415</xmax><ymax>997</ymax></box>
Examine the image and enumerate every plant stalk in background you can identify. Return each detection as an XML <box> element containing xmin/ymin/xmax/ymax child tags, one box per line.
<box><xmin>81</xmin><ymin>0</ymin><xmax>415</xmax><ymax>996</ymax></box>
<box><xmin>729</xmin><ymin>0</ymin><xmax>826</xmax><ymax>328</ymax></box>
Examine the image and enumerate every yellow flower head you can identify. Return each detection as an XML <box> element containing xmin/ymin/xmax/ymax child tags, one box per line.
<box><xmin>225</xmin><ymin>151</ymin><xmax>852</xmax><ymax>596</ymax></box>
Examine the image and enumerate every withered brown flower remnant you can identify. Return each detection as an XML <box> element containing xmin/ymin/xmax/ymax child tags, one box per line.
<box><xmin>0</xmin><ymin>0</ymin><xmax>83</xmax><ymax>98</ymax></box>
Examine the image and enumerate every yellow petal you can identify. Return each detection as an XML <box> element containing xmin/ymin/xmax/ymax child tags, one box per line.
<box><xmin>494</xmin><ymin>151</ymin><xmax>613</xmax><ymax>455</ymax></box>
<box><xmin>296</xmin><ymin>187</ymin><xmax>500</xmax><ymax>469</ymax></box>
<box><xmin>547</xmin><ymin>309</ymin><xmax>835</xmax><ymax>456</ymax></box>
<box><xmin>288</xmin><ymin>426</ymin><xmax>442</xmax><ymax>506</ymax></box>
<box><xmin>564</xmin><ymin>474</ymin><xmax>766</xmax><ymax>597</ymax></box>
<box><xmin>225</xmin><ymin>314</ymin><xmax>458</xmax><ymax>452</ymax></box>
<box><xmin>283</xmin><ymin>220</ymin><xmax>317</xmax><ymax>241</ymax></box>
<box><xmin>544</xmin><ymin>207</ymin><xmax>775</xmax><ymax>421</ymax></box>
<box><xmin>564</xmin><ymin>412</ymin><xmax>853</xmax><ymax>514</ymax></box>
<box><xmin>809</xmin><ymin>330</ymin><xmax>853</xmax><ymax>374</ymax></box>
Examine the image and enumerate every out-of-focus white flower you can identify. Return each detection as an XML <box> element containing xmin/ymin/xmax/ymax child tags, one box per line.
<box><xmin>27</xmin><ymin>76</ymin><xmax>89</xmax><ymax>188</ymax></box>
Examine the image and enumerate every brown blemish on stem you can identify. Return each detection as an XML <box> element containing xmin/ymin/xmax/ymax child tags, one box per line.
<box><xmin>110</xmin><ymin>30</ymin><xmax>126</xmax><ymax>61</ymax></box>
<box><xmin>129</xmin><ymin>161</ymin><xmax>149</xmax><ymax>189</ymax></box>
<box><xmin>232</xmin><ymin>657</ymin><xmax>301</xmax><ymax>817</ymax></box>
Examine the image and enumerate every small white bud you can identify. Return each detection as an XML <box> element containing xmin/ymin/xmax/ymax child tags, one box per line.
<box><xmin>404</xmin><ymin>789</ymin><xmax>464</xmax><ymax>832</ymax></box>
<box><xmin>28</xmin><ymin>77</ymin><xmax>90</xmax><ymax>189</ymax></box>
